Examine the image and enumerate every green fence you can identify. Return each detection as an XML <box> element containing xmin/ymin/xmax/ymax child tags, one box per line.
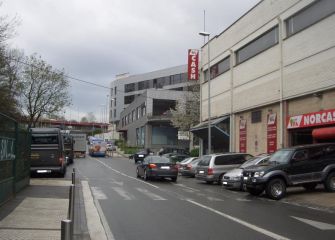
<box><xmin>0</xmin><ymin>113</ymin><xmax>30</xmax><ymax>206</ymax></box>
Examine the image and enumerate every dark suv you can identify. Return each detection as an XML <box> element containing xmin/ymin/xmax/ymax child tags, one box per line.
<box><xmin>243</xmin><ymin>143</ymin><xmax>335</xmax><ymax>200</ymax></box>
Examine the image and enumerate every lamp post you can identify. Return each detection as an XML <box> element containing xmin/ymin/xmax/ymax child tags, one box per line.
<box><xmin>199</xmin><ymin>31</ymin><xmax>211</xmax><ymax>154</ymax></box>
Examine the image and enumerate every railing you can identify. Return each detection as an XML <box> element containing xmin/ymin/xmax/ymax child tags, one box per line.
<box><xmin>61</xmin><ymin>168</ymin><xmax>76</xmax><ymax>240</ymax></box>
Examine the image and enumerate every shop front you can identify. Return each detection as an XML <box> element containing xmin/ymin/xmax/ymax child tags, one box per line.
<box><xmin>287</xmin><ymin>109</ymin><xmax>335</xmax><ymax>146</ymax></box>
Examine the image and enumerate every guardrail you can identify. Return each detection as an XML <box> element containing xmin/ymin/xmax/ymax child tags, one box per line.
<box><xmin>61</xmin><ymin>168</ymin><xmax>76</xmax><ymax>240</ymax></box>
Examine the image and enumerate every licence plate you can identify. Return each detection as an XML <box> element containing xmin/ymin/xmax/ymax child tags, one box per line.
<box><xmin>37</xmin><ymin>170</ymin><xmax>51</xmax><ymax>173</ymax></box>
<box><xmin>223</xmin><ymin>181</ymin><xmax>228</xmax><ymax>185</ymax></box>
<box><xmin>138</xmin><ymin>155</ymin><xmax>144</xmax><ymax>157</ymax></box>
<box><xmin>199</xmin><ymin>170</ymin><xmax>204</xmax><ymax>174</ymax></box>
<box><xmin>161</xmin><ymin>166</ymin><xmax>170</xmax><ymax>169</ymax></box>
<box><xmin>243</xmin><ymin>176</ymin><xmax>248</xmax><ymax>180</ymax></box>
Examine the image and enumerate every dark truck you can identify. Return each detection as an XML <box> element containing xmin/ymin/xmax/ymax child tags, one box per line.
<box><xmin>30</xmin><ymin>128</ymin><xmax>66</xmax><ymax>177</ymax></box>
<box><xmin>243</xmin><ymin>143</ymin><xmax>335</xmax><ymax>200</ymax></box>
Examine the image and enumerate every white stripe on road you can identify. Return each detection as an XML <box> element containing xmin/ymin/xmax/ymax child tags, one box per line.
<box><xmin>207</xmin><ymin>196</ymin><xmax>224</xmax><ymax>202</ymax></box>
<box><xmin>173</xmin><ymin>183</ymin><xmax>200</xmax><ymax>192</ymax></box>
<box><xmin>186</xmin><ymin>199</ymin><xmax>290</xmax><ymax>240</ymax></box>
<box><xmin>136</xmin><ymin>188</ymin><xmax>167</xmax><ymax>200</ymax></box>
<box><xmin>91</xmin><ymin>187</ymin><xmax>108</xmax><ymax>200</ymax></box>
<box><xmin>291</xmin><ymin>216</ymin><xmax>335</xmax><ymax>230</ymax></box>
<box><xmin>95</xmin><ymin>159</ymin><xmax>159</xmax><ymax>189</ymax></box>
<box><xmin>112</xmin><ymin>187</ymin><xmax>134</xmax><ymax>200</ymax></box>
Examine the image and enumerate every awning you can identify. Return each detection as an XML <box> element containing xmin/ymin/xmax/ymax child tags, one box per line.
<box><xmin>190</xmin><ymin>116</ymin><xmax>230</xmax><ymax>141</ymax></box>
<box><xmin>312</xmin><ymin>127</ymin><xmax>335</xmax><ymax>139</ymax></box>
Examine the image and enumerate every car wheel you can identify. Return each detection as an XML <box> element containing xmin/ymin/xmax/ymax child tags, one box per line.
<box><xmin>302</xmin><ymin>182</ymin><xmax>317</xmax><ymax>191</ymax></box>
<box><xmin>144</xmin><ymin>170</ymin><xmax>149</xmax><ymax>181</ymax></box>
<box><xmin>247</xmin><ymin>187</ymin><xmax>263</xmax><ymax>196</ymax></box>
<box><xmin>206</xmin><ymin>181</ymin><xmax>213</xmax><ymax>184</ymax></box>
<box><xmin>217</xmin><ymin>174</ymin><xmax>224</xmax><ymax>186</ymax></box>
<box><xmin>171</xmin><ymin>177</ymin><xmax>177</xmax><ymax>182</ymax></box>
<box><xmin>324</xmin><ymin>172</ymin><xmax>335</xmax><ymax>192</ymax></box>
<box><xmin>266</xmin><ymin>178</ymin><xmax>286</xmax><ymax>200</ymax></box>
<box><xmin>136</xmin><ymin>168</ymin><xmax>140</xmax><ymax>178</ymax></box>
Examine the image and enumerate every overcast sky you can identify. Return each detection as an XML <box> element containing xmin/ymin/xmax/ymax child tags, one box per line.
<box><xmin>1</xmin><ymin>0</ymin><xmax>260</xmax><ymax>122</ymax></box>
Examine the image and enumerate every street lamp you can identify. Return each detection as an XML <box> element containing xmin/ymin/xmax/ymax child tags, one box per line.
<box><xmin>199</xmin><ymin>31</ymin><xmax>211</xmax><ymax>154</ymax></box>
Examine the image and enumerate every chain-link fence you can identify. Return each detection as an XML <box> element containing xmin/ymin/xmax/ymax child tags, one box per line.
<box><xmin>0</xmin><ymin>113</ymin><xmax>30</xmax><ymax>206</ymax></box>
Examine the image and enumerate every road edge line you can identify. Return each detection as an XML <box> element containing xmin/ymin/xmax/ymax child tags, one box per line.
<box><xmin>81</xmin><ymin>180</ymin><xmax>114</xmax><ymax>240</ymax></box>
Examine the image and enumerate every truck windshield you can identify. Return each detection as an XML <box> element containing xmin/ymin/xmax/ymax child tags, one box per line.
<box><xmin>32</xmin><ymin>134</ymin><xmax>58</xmax><ymax>144</ymax></box>
<box><xmin>268</xmin><ymin>150</ymin><xmax>292</xmax><ymax>164</ymax></box>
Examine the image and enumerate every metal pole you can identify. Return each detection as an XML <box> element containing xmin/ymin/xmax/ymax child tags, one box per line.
<box><xmin>72</xmin><ymin>168</ymin><xmax>75</xmax><ymax>185</ymax></box>
<box><xmin>61</xmin><ymin>219</ymin><xmax>72</xmax><ymax>240</ymax></box>
<box><xmin>207</xmin><ymin>35</ymin><xmax>211</xmax><ymax>154</ymax></box>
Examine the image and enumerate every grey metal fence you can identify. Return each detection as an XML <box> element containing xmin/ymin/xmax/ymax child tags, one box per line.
<box><xmin>0</xmin><ymin>113</ymin><xmax>30</xmax><ymax>206</ymax></box>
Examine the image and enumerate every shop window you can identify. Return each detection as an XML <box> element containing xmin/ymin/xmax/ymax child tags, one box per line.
<box><xmin>286</xmin><ymin>0</ymin><xmax>335</xmax><ymax>37</ymax></box>
<box><xmin>251</xmin><ymin>110</ymin><xmax>262</xmax><ymax>123</ymax></box>
<box><xmin>236</xmin><ymin>26</ymin><xmax>278</xmax><ymax>64</ymax></box>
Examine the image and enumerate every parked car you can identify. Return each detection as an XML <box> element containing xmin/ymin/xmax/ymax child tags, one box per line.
<box><xmin>136</xmin><ymin>156</ymin><xmax>178</xmax><ymax>182</ymax></box>
<box><xmin>180</xmin><ymin>158</ymin><xmax>201</xmax><ymax>177</ymax></box>
<box><xmin>106</xmin><ymin>144</ymin><xmax>116</xmax><ymax>151</ymax></box>
<box><xmin>168</xmin><ymin>154</ymin><xmax>190</xmax><ymax>163</ymax></box>
<box><xmin>195</xmin><ymin>153</ymin><xmax>253</xmax><ymax>185</ymax></box>
<box><xmin>30</xmin><ymin>128</ymin><xmax>66</xmax><ymax>177</ymax></box>
<box><xmin>132</xmin><ymin>149</ymin><xmax>153</xmax><ymax>163</ymax></box>
<box><xmin>243</xmin><ymin>143</ymin><xmax>335</xmax><ymax>200</ymax></box>
<box><xmin>177</xmin><ymin>157</ymin><xmax>198</xmax><ymax>172</ymax></box>
<box><xmin>222</xmin><ymin>154</ymin><xmax>270</xmax><ymax>190</ymax></box>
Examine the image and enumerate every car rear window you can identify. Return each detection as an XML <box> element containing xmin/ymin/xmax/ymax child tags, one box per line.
<box><xmin>32</xmin><ymin>134</ymin><xmax>59</xmax><ymax>144</ymax></box>
<box><xmin>150</xmin><ymin>156</ymin><xmax>171</xmax><ymax>163</ymax></box>
<box><xmin>198</xmin><ymin>156</ymin><xmax>211</xmax><ymax>166</ymax></box>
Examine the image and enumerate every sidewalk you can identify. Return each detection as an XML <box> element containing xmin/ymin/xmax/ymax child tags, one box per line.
<box><xmin>0</xmin><ymin>177</ymin><xmax>90</xmax><ymax>240</ymax></box>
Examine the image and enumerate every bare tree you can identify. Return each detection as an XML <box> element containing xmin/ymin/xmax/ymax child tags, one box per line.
<box><xmin>86</xmin><ymin>112</ymin><xmax>96</xmax><ymax>122</ymax></box>
<box><xmin>21</xmin><ymin>54</ymin><xmax>71</xmax><ymax>127</ymax></box>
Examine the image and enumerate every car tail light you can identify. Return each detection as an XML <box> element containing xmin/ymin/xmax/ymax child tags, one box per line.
<box><xmin>149</xmin><ymin>164</ymin><xmax>157</xmax><ymax>169</ymax></box>
<box><xmin>186</xmin><ymin>164</ymin><xmax>192</xmax><ymax>170</ymax></box>
<box><xmin>59</xmin><ymin>157</ymin><xmax>64</xmax><ymax>165</ymax></box>
<box><xmin>207</xmin><ymin>168</ymin><xmax>214</xmax><ymax>175</ymax></box>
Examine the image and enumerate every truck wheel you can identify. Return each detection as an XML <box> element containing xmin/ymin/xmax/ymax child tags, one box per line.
<box><xmin>247</xmin><ymin>187</ymin><xmax>264</xmax><ymax>196</ymax></box>
<box><xmin>324</xmin><ymin>172</ymin><xmax>335</xmax><ymax>192</ymax></box>
<box><xmin>266</xmin><ymin>178</ymin><xmax>286</xmax><ymax>200</ymax></box>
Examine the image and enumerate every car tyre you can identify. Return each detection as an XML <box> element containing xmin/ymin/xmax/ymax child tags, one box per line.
<box><xmin>136</xmin><ymin>168</ymin><xmax>140</xmax><ymax>178</ymax></box>
<box><xmin>247</xmin><ymin>187</ymin><xmax>263</xmax><ymax>196</ymax></box>
<box><xmin>144</xmin><ymin>170</ymin><xmax>149</xmax><ymax>181</ymax></box>
<box><xmin>266</xmin><ymin>178</ymin><xmax>286</xmax><ymax>200</ymax></box>
<box><xmin>206</xmin><ymin>181</ymin><xmax>213</xmax><ymax>184</ymax></box>
<box><xmin>217</xmin><ymin>174</ymin><xmax>224</xmax><ymax>186</ymax></box>
<box><xmin>302</xmin><ymin>182</ymin><xmax>317</xmax><ymax>191</ymax></box>
<box><xmin>324</xmin><ymin>172</ymin><xmax>335</xmax><ymax>192</ymax></box>
<box><xmin>171</xmin><ymin>177</ymin><xmax>177</xmax><ymax>182</ymax></box>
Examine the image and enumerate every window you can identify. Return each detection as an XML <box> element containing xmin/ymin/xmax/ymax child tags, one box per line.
<box><xmin>137</xmin><ymin>107</ymin><xmax>140</xmax><ymax>119</ymax></box>
<box><xmin>114</xmin><ymin>99</ymin><xmax>116</xmax><ymax>107</ymax></box>
<box><xmin>251</xmin><ymin>110</ymin><xmax>262</xmax><ymax>123</ymax></box>
<box><xmin>114</xmin><ymin>86</ymin><xmax>117</xmax><ymax>95</ymax></box>
<box><xmin>214</xmin><ymin>156</ymin><xmax>228</xmax><ymax>165</ymax></box>
<box><xmin>125</xmin><ymin>83</ymin><xmax>135</xmax><ymax>93</ymax></box>
<box><xmin>132</xmin><ymin>110</ymin><xmax>135</xmax><ymax>122</ymax></box>
<box><xmin>113</xmin><ymin>109</ymin><xmax>116</xmax><ymax>118</ymax></box>
<box><xmin>210</xmin><ymin>56</ymin><xmax>230</xmax><ymax>79</ymax></box>
<box><xmin>286</xmin><ymin>0</ymin><xmax>335</xmax><ymax>37</ymax></box>
<box><xmin>236</xmin><ymin>27</ymin><xmax>279</xmax><ymax>64</ymax></box>
<box><xmin>124</xmin><ymin>95</ymin><xmax>135</xmax><ymax>104</ymax></box>
<box><xmin>171</xmin><ymin>74</ymin><xmax>182</xmax><ymax>84</ymax></box>
<box><xmin>141</xmin><ymin>104</ymin><xmax>146</xmax><ymax>116</ymax></box>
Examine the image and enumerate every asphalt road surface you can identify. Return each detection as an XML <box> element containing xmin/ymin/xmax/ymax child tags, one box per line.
<box><xmin>74</xmin><ymin>155</ymin><xmax>335</xmax><ymax>240</ymax></box>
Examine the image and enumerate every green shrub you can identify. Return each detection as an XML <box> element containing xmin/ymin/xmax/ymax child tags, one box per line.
<box><xmin>190</xmin><ymin>148</ymin><xmax>199</xmax><ymax>157</ymax></box>
<box><xmin>124</xmin><ymin>147</ymin><xmax>140</xmax><ymax>154</ymax></box>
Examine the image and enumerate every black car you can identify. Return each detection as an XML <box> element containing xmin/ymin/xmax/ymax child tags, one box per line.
<box><xmin>136</xmin><ymin>156</ymin><xmax>178</xmax><ymax>182</ymax></box>
<box><xmin>243</xmin><ymin>143</ymin><xmax>335</xmax><ymax>200</ymax></box>
<box><xmin>132</xmin><ymin>149</ymin><xmax>152</xmax><ymax>163</ymax></box>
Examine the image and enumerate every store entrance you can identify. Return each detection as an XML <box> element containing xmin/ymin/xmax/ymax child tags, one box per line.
<box><xmin>290</xmin><ymin>126</ymin><xmax>335</xmax><ymax>146</ymax></box>
<box><xmin>290</xmin><ymin>128</ymin><xmax>313</xmax><ymax>146</ymax></box>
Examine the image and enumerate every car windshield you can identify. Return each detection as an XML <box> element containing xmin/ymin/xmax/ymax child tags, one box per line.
<box><xmin>240</xmin><ymin>156</ymin><xmax>269</xmax><ymax>168</ymax></box>
<box><xmin>150</xmin><ymin>156</ymin><xmax>171</xmax><ymax>163</ymax></box>
<box><xmin>268</xmin><ymin>150</ymin><xmax>293</xmax><ymax>164</ymax></box>
<box><xmin>32</xmin><ymin>134</ymin><xmax>58</xmax><ymax>144</ymax></box>
<box><xmin>180</xmin><ymin>158</ymin><xmax>192</xmax><ymax>164</ymax></box>
<box><xmin>198</xmin><ymin>156</ymin><xmax>212</xmax><ymax>166</ymax></box>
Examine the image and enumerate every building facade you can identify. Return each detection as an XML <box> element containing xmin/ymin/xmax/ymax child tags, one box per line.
<box><xmin>196</xmin><ymin>0</ymin><xmax>335</xmax><ymax>156</ymax></box>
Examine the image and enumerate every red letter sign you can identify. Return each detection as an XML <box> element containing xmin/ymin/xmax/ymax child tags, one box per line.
<box><xmin>188</xmin><ymin>49</ymin><xmax>199</xmax><ymax>80</ymax></box>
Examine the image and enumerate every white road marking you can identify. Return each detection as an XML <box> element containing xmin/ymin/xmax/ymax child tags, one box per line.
<box><xmin>173</xmin><ymin>183</ymin><xmax>200</xmax><ymax>192</ymax></box>
<box><xmin>291</xmin><ymin>216</ymin><xmax>335</xmax><ymax>230</ymax></box>
<box><xmin>236</xmin><ymin>198</ymin><xmax>252</xmax><ymax>202</ymax></box>
<box><xmin>186</xmin><ymin>200</ymin><xmax>290</xmax><ymax>240</ymax></box>
<box><xmin>136</xmin><ymin>188</ymin><xmax>167</xmax><ymax>200</ymax></box>
<box><xmin>91</xmin><ymin>187</ymin><xmax>108</xmax><ymax>200</ymax></box>
<box><xmin>95</xmin><ymin>159</ymin><xmax>159</xmax><ymax>189</ymax></box>
<box><xmin>207</xmin><ymin>196</ymin><xmax>224</xmax><ymax>201</ymax></box>
<box><xmin>112</xmin><ymin>187</ymin><xmax>134</xmax><ymax>200</ymax></box>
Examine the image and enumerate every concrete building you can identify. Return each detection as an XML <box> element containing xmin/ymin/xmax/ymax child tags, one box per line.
<box><xmin>110</xmin><ymin>65</ymin><xmax>198</xmax><ymax>152</ymax></box>
<box><xmin>193</xmin><ymin>0</ymin><xmax>335</xmax><ymax>156</ymax></box>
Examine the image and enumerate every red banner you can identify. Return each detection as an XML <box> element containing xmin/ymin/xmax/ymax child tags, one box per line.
<box><xmin>287</xmin><ymin>109</ymin><xmax>335</xmax><ymax>129</ymax></box>
<box><xmin>267</xmin><ymin>113</ymin><xmax>277</xmax><ymax>154</ymax></box>
<box><xmin>187</xmin><ymin>49</ymin><xmax>199</xmax><ymax>80</ymax></box>
<box><xmin>239</xmin><ymin>119</ymin><xmax>247</xmax><ymax>153</ymax></box>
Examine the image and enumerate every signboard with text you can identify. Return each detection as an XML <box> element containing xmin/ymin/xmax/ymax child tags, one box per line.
<box><xmin>267</xmin><ymin>113</ymin><xmax>277</xmax><ymax>154</ymax></box>
<box><xmin>239</xmin><ymin>119</ymin><xmax>247</xmax><ymax>153</ymax></box>
<box><xmin>287</xmin><ymin>109</ymin><xmax>335</xmax><ymax>129</ymax></box>
<box><xmin>187</xmin><ymin>49</ymin><xmax>199</xmax><ymax>80</ymax></box>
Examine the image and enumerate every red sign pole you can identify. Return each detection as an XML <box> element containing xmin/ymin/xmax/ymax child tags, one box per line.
<box><xmin>267</xmin><ymin>113</ymin><xmax>277</xmax><ymax>154</ymax></box>
<box><xmin>239</xmin><ymin>119</ymin><xmax>247</xmax><ymax>153</ymax></box>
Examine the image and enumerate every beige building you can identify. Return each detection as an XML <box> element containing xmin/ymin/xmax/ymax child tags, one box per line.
<box><xmin>195</xmin><ymin>0</ymin><xmax>335</xmax><ymax>155</ymax></box>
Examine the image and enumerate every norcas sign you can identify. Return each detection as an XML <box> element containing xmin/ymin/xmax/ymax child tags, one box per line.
<box><xmin>187</xmin><ymin>49</ymin><xmax>199</xmax><ymax>80</ymax></box>
<box><xmin>287</xmin><ymin>109</ymin><xmax>335</xmax><ymax>129</ymax></box>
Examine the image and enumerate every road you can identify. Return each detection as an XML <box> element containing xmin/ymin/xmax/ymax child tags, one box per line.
<box><xmin>74</xmin><ymin>155</ymin><xmax>335</xmax><ymax>240</ymax></box>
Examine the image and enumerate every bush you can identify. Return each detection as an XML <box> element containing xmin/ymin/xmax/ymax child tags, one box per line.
<box><xmin>124</xmin><ymin>147</ymin><xmax>140</xmax><ymax>154</ymax></box>
<box><xmin>190</xmin><ymin>148</ymin><xmax>199</xmax><ymax>157</ymax></box>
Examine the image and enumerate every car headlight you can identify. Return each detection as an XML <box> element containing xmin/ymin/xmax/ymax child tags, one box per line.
<box><xmin>254</xmin><ymin>171</ymin><xmax>265</xmax><ymax>178</ymax></box>
<box><xmin>232</xmin><ymin>176</ymin><xmax>241</xmax><ymax>181</ymax></box>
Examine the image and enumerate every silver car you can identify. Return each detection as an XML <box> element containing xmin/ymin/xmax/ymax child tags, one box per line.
<box><xmin>195</xmin><ymin>153</ymin><xmax>253</xmax><ymax>185</ymax></box>
<box><xmin>222</xmin><ymin>155</ymin><xmax>270</xmax><ymax>190</ymax></box>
